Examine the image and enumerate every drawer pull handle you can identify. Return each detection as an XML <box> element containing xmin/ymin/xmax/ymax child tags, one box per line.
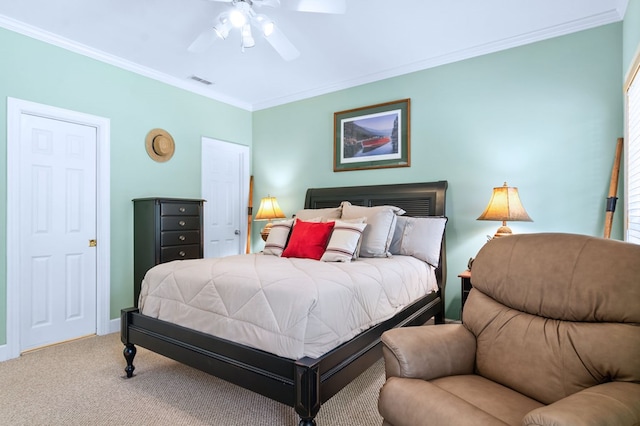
<box><xmin>179</xmin><ymin>207</ymin><xmax>186</xmax><ymax>213</ymax></box>
<box><xmin>179</xmin><ymin>251</ymin><xmax>186</xmax><ymax>257</ymax></box>
<box><xmin>179</xmin><ymin>235</ymin><xmax>186</xmax><ymax>241</ymax></box>
<box><xmin>179</xmin><ymin>220</ymin><xmax>186</xmax><ymax>227</ymax></box>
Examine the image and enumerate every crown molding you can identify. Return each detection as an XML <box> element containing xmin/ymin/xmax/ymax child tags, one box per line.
<box><xmin>1</xmin><ymin>7</ymin><xmax>625</xmax><ymax>112</ymax></box>
<box><xmin>0</xmin><ymin>14</ymin><xmax>252</xmax><ymax>111</ymax></box>
<box><xmin>252</xmin><ymin>9</ymin><xmax>624</xmax><ymax>110</ymax></box>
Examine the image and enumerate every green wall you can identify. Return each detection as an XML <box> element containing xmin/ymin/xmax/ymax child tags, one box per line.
<box><xmin>252</xmin><ymin>23</ymin><xmax>625</xmax><ymax>319</ymax></box>
<box><xmin>624</xmin><ymin>0</ymin><xmax>640</xmax><ymax>76</ymax></box>
<box><xmin>0</xmin><ymin>27</ymin><xmax>252</xmax><ymax>344</ymax></box>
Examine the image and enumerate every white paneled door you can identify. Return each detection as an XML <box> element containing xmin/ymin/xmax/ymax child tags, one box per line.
<box><xmin>201</xmin><ymin>137</ymin><xmax>250</xmax><ymax>258</ymax></box>
<box><xmin>18</xmin><ymin>114</ymin><xmax>97</xmax><ymax>352</ymax></box>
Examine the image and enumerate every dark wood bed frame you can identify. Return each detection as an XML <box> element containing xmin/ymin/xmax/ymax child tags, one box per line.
<box><xmin>121</xmin><ymin>180</ymin><xmax>448</xmax><ymax>425</ymax></box>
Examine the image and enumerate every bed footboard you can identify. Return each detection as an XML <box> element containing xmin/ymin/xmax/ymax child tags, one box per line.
<box><xmin>121</xmin><ymin>289</ymin><xmax>442</xmax><ymax>425</ymax></box>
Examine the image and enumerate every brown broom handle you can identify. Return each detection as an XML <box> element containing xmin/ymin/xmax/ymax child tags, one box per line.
<box><xmin>604</xmin><ymin>138</ymin><xmax>623</xmax><ymax>239</ymax></box>
<box><xmin>246</xmin><ymin>175</ymin><xmax>254</xmax><ymax>253</ymax></box>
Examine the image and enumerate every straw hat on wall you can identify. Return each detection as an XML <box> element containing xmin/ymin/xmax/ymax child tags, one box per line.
<box><xmin>145</xmin><ymin>128</ymin><xmax>175</xmax><ymax>162</ymax></box>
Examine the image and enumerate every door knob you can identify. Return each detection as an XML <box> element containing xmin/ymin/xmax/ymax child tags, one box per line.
<box><xmin>234</xmin><ymin>230</ymin><xmax>240</xmax><ymax>235</ymax></box>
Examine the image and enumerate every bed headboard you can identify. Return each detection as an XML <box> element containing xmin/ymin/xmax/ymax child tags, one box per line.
<box><xmin>304</xmin><ymin>181</ymin><xmax>447</xmax><ymax>216</ymax></box>
<box><xmin>304</xmin><ymin>181</ymin><xmax>448</xmax><ymax>296</ymax></box>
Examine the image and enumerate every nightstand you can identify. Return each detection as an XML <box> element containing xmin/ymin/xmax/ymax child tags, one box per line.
<box><xmin>459</xmin><ymin>270</ymin><xmax>472</xmax><ymax>317</ymax></box>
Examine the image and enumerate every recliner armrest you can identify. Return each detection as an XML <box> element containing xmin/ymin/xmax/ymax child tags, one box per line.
<box><xmin>381</xmin><ymin>323</ymin><xmax>476</xmax><ymax>381</ymax></box>
<box><xmin>523</xmin><ymin>382</ymin><xmax>640</xmax><ymax>426</ymax></box>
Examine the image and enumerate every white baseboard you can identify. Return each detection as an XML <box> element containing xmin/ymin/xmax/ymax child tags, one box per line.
<box><xmin>0</xmin><ymin>343</ymin><xmax>9</xmax><ymax>362</ymax></box>
<box><xmin>0</xmin><ymin>318</ymin><xmax>121</xmax><ymax>363</ymax></box>
<box><xmin>105</xmin><ymin>317</ymin><xmax>121</xmax><ymax>335</ymax></box>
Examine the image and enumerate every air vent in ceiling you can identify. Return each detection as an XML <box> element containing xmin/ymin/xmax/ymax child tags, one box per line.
<box><xmin>189</xmin><ymin>75</ymin><xmax>213</xmax><ymax>85</ymax></box>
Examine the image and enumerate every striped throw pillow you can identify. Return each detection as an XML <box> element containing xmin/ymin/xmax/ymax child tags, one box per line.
<box><xmin>263</xmin><ymin>219</ymin><xmax>294</xmax><ymax>256</ymax></box>
<box><xmin>321</xmin><ymin>220</ymin><xmax>368</xmax><ymax>262</ymax></box>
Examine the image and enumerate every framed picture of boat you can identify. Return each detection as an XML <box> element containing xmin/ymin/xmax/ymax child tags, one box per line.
<box><xmin>333</xmin><ymin>98</ymin><xmax>410</xmax><ymax>172</ymax></box>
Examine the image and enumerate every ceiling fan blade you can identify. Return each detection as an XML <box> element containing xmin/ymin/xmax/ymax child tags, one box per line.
<box><xmin>252</xmin><ymin>0</ymin><xmax>281</xmax><ymax>7</ymax></box>
<box><xmin>284</xmin><ymin>0</ymin><xmax>346</xmax><ymax>14</ymax></box>
<box><xmin>188</xmin><ymin>27</ymin><xmax>218</xmax><ymax>53</ymax></box>
<box><xmin>264</xmin><ymin>26</ymin><xmax>300</xmax><ymax>61</ymax></box>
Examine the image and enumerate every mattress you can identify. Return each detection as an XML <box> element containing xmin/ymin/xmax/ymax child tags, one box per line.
<box><xmin>138</xmin><ymin>253</ymin><xmax>438</xmax><ymax>359</ymax></box>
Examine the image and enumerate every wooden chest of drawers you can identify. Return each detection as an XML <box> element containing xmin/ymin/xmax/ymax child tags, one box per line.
<box><xmin>133</xmin><ymin>198</ymin><xmax>204</xmax><ymax>306</ymax></box>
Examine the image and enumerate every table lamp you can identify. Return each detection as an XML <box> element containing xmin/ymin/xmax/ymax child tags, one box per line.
<box><xmin>255</xmin><ymin>195</ymin><xmax>286</xmax><ymax>241</ymax></box>
<box><xmin>477</xmin><ymin>182</ymin><xmax>532</xmax><ymax>238</ymax></box>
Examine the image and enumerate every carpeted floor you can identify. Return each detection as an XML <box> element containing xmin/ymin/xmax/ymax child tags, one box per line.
<box><xmin>0</xmin><ymin>332</ymin><xmax>385</xmax><ymax>425</ymax></box>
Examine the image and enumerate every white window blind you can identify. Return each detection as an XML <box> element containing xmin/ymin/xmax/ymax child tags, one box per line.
<box><xmin>627</xmin><ymin>66</ymin><xmax>640</xmax><ymax>244</ymax></box>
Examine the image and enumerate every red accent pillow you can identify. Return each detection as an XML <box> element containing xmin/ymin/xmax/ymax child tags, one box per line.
<box><xmin>281</xmin><ymin>219</ymin><xmax>335</xmax><ymax>260</ymax></box>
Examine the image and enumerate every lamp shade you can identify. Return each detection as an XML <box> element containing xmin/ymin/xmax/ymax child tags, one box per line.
<box><xmin>255</xmin><ymin>196</ymin><xmax>286</xmax><ymax>242</ymax></box>
<box><xmin>255</xmin><ymin>196</ymin><xmax>286</xmax><ymax>221</ymax></box>
<box><xmin>477</xmin><ymin>182</ymin><xmax>532</xmax><ymax>237</ymax></box>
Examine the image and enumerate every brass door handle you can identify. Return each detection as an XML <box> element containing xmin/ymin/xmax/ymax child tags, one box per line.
<box><xmin>89</xmin><ymin>239</ymin><xmax>97</xmax><ymax>247</ymax></box>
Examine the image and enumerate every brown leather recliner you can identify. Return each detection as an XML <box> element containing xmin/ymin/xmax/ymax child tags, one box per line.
<box><xmin>378</xmin><ymin>233</ymin><xmax>640</xmax><ymax>426</ymax></box>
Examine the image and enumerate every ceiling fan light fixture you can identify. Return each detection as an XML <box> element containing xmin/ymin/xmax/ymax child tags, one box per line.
<box><xmin>229</xmin><ymin>8</ymin><xmax>248</xmax><ymax>27</ymax></box>
<box><xmin>263</xmin><ymin>22</ymin><xmax>274</xmax><ymax>36</ymax></box>
<box><xmin>212</xmin><ymin>13</ymin><xmax>232</xmax><ymax>39</ymax></box>
<box><xmin>241</xmin><ymin>24</ymin><xmax>255</xmax><ymax>49</ymax></box>
<box><xmin>189</xmin><ymin>0</ymin><xmax>322</xmax><ymax>60</ymax></box>
<box><xmin>213</xmin><ymin>24</ymin><xmax>230</xmax><ymax>39</ymax></box>
<box><xmin>254</xmin><ymin>14</ymin><xmax>275</xmax><ymax>37</ymax></box>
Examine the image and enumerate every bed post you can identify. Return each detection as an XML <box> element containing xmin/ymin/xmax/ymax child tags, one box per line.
<box><xmin>434</xmin><ymin>236</ymin><xmax>447</xmax><ymax>324</ymax></box>
<box><xmin>294</xmin><ymin>360</ymin><xmax>321</xmax><ymax>426</ymax></box>
<box><xmin>433</xmin><ymin>180</ymin><xmax>448</xmax><ymax>324</ymax></box>
<box><xmin>123</xmin><ymin>344</ymin><xmax>137</xmax><ymax>378</ymax></box>
<box><xmin>121</xmin><ymin>307</ymin><xmax>138</xmax><ymax>378</ymax></box>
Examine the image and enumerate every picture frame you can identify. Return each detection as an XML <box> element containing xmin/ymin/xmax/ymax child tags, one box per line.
<box><xmin>333</xmin><ymin>98</ymin><xmax>410</xmax><ymax>172</ymax></box>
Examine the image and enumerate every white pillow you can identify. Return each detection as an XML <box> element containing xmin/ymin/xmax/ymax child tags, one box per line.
<box><xmin>390</xmin><ymin>216</ymin><xmax>447</xmax><ymax>267</ymax></box>
<box><xmin>389</xmin><ymin>217</ymin><xmax>406</xmax><ymax>254</ymax></box>
<box><xmin>340</xmin><ymin>201</ymin><xmax>405</xmax><ymax>258</ymax></box>
<box><xmin>321</xmin><ymin>219</ymin><xmax>367</xmax><ymax>262</ymax></box>
<box><xmin>295</xmin><ymin>206</ymin><xmax>342</xmax><ymax>221</ymax></box>
<box><xmin>263</xmin><ymin>219</ymin><xmax>294</xmax><ymax>256</ymax></box>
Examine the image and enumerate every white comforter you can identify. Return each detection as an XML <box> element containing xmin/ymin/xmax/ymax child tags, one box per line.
<box><xmin>139</xmin><ymin>254</ymin><xmax>438</xmax><ymax>360</ymax></box>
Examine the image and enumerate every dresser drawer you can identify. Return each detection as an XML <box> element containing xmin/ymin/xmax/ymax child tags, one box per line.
<box><xmin>161</xmin><ymin>202</ymin><xmax>200</xmax><ymax>216</ymax></box>
<box><xmin>160</xmin><ymin>244</ymin><xmax>201</xmax><ymax>262</ymax></box>
<box><xmin>161</xmin><ymin>230</ymin><xmax>200</xmax><ymax>246</ymax></box>
<box><xmin>161</xmin><ymin>216</ymin><xmax>200</xmax><ymax>231</ymax></box>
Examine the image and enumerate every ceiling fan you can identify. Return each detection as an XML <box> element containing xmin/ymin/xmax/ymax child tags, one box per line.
<box><xmin>188</xmin><ymin>0</ymin><xmax>346</xmax><ymax>61</ymax></box>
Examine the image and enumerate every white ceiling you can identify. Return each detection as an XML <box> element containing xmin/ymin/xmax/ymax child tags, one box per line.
<box><xmin>0</xmin><ymin>0</ymin><xmax>628</xmax><ymax>111</ymax></box>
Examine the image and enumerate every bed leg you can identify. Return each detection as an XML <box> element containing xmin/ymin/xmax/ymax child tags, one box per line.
<box><xmin>123</xmin><ymin>344</ymin><xmax>137</xmax><ymax>378</ymax></box>
<box><xmin>433</xmin><ymin>292</ymin><xmax>446</xmax><ymax>324</ymax></box>
<box><xmin>294</xmin><ymin>362</ymin><xmax>320</xmax><ymax>426</ymax></box>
